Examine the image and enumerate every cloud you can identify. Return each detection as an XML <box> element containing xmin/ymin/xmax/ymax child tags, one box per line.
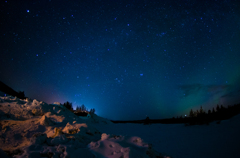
<box><xmin>220</xmin><ymin>89</ymin><xmax>240</xmax><ymax>99</ymax></box>
<box><xmin>218</xmin><ymin>89</ymin><xmax>240</xmax><ymax>105</ymax></box>
<box><xmin>178</xmin><ymin>84</ymin><xmax>231</xmax><ymax>97</ymax></box>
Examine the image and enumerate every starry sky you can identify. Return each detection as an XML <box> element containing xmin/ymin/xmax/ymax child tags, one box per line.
<box><xmin>1</xmin><ymin>0</ymin><xmax>240</xmax><ymax>120</ymax></box>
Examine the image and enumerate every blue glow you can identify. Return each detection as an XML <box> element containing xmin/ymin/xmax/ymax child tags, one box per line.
<box><xmin>1</xmin><ymin>0</ymin><xmax>240</xmax><ymax>121</ymax></box>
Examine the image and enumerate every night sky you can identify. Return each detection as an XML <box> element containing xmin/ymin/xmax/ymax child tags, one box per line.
<box><xmin>1</xmin><ymin>0</ymin><xmax>240</xmax><ymax>120</ymax></box>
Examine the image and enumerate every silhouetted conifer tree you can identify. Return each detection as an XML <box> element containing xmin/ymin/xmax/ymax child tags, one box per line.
<box><xmin>189</xmin><ymin>109</ymin><xmax>194</xmax><ymax>117</ymax></box>
<box><xmin>81</xmin><ymin>104</ymin><xmax>86</xmax><ymax>112</ymax></box>
<box><xmin>76</xmin><ymin>105</ymin><xmax>81</xmax><ymax>111</ymax></box>
<box><xmin>208</xmin><ymin>109</ymin><xmax>211</xmax><ymax>115</ymax></box>
<box><xmin>200</xmin><ymin>106</ymin><xmax>204</xmax><ymax>114</ymax></box>
<box><xmin>216</xmin><ymin>105</ymin><xmax>220</xmax><ymax>112</ymax></box>
<box><xmin>196</xmin><ymin>110</ymin><xmax>199</xmax><ymax>117</ymax></box>
<box><xmin>63</xmin><ymin>101</ymin><xmax>73</xmax><ymax>111</ymax></box>
<box><xmin>220</xmin><ymin>105</ymin><xmax>225</xmax><ymax>110</ymax></box>
<box><xmin>90</xmin><ymin>108</ymin><xmax>95</xmax><ymax>114</ymax></box>
<box><xmin>212</xmin><ymin>107</ymin><xmax>215</xmax><ymax>113</ymax></box>
<box><xmin>144</xmin><ymin>116</ymin><xmax>150</xmax><ymax>125</ymax></box>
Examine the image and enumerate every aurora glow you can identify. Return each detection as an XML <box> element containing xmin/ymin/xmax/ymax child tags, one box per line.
<box><xmin>1</xmin><ymin>0</ymin><xmax>240</xmax><ymax>120</ymax></box>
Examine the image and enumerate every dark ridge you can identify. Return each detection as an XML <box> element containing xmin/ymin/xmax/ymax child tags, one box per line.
<box><xmin>0</xmin><ymin>81</ymin><xmax>26</xmax><ymax>99</ymax></box>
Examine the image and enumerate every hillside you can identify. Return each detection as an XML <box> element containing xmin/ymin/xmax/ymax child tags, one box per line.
<box><xmin>0</xmin><ymin>81</ymin><xmax>25</xmax><ymax>99</ymax></box>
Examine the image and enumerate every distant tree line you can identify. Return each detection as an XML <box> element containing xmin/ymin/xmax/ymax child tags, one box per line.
<box><xmin>179</xmin><ymin>103</ymin><xmax>240</xmax><ymax>125</ymax></box>
<box><xmin>63</xmin><ymin>101</ymin><xmax>95</xmax><ymax>117</ymax></box>
<box><xmin>112</xmin><ymin>103</ymin><xmax>240</xmax><ymax>125</ymax></box>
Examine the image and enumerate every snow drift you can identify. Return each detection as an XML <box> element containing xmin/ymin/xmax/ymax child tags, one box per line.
<box><xmin>0</xmin><ymin>96</ymin><xmax>168</xmax><ymax>158</ymax></box>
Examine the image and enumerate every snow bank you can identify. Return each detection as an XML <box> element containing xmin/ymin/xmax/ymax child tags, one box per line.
<box><xmin>89</xmin><ymin>133</ymin><xmax>165</xmax><ymax>158</ymax></box>
<box><xmin>0</xmin><ymin>96</ymin><xmax>168</xmax><ymax>157</ymax></box>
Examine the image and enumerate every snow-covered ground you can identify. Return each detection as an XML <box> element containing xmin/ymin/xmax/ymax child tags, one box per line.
<box><xmin>0</xmin><ymin>96</ymin><xmax>167</xmax><ymax>158</ymax></box>
<box><xmin>0</xmin><ymin>96</ymin><xmax>239</xmax><ymax>158</ymax></box>
<box><xmin>94</xmin><ymin>113</ymin><xmax>240</xmax><ymax>158</ymax></box>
